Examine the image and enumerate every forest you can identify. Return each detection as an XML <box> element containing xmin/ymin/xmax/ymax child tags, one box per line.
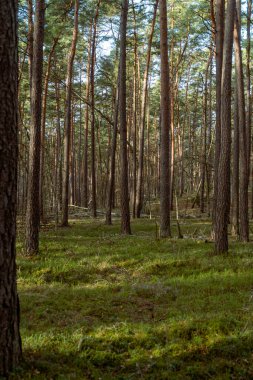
<box><xmin>1</xmin><ymin>0</ymin><xmax>253</xmax><ymax>378</ymax></box>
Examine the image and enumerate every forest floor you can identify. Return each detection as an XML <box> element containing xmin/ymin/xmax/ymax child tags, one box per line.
<box><xmin>12</xmin><ymin>218</ymin><xmax>253</xmax><ymax>379</ymax></box>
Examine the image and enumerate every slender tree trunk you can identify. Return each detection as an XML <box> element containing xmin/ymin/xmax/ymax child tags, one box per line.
<box><xmin>25</xmin><ymin>0</ymin><xmax>45</xmax><ymax>255</ymax></box>
<box><xmin>231</xmin><ymin>85</ymin><xmax>239</xmax><ymax>237</ymax></box>
<box><xmin>215</xmin><ymin>0</ymin><xmax>235</xmax><ymax>254</ymax></box>
<box><xmin>200</xmin><ymin>54</ymin><xmax>211</xmax><ymax>213</ymax></box>
<box><xmin>40</xmin><ymin>37</ymin><xmax>59</xmax><ymax>222</ymax></box>
<box><xmin>213</xmin><ymin>0</ymin><xmax>224</xmax><ymax>225</ymax></box>
<box><xmin>0</xmin><ymin>1</ymin><xmax>22</xmax><ymax>374</ymax></box>
<box><xmin>106</xmin><ymin>72</ymin><xmax>119</xmax><ymax>225</ymax></box>
<box><xmin>27</xmin><ymin>0</ymin><xmax>33</xmax><ymax>95</ymax></box>
<box><xmin>61</xmin><ymin>0</ymin><xmax>79</xmax><ymax>226</ymax></box>
<box><xmin>234</xmin><ymin>1</ymin><xmax>249</xmax><ymax>241</ymax></box>
<box><xmin>119</xmin><ymin>0</ymin><xmax>131</xmax><ymax>234</ymax></box>
<box><xmin>159</xmin><ymin>0</ymin><xmax>171</xmax><ymax>238</ymax></box>
<box><xmin>83</xmin><ymin>24</ymin><xmax>92</xmax><ymax>208</ymax></box>
<box><xmin>90</xmin><ymin>1</ymin><xmax>101</xmax><ymax>218</ymax></box>
<box><xmin>136</xmin><ymin>0</ymin><xmax>159</xmax><ymax>218</ymax></box>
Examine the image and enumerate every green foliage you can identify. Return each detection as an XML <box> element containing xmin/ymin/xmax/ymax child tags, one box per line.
<box><xmin>12</xmin><ymin>219</ymin><xmax>253</xmax><ymax>379</ymax></box>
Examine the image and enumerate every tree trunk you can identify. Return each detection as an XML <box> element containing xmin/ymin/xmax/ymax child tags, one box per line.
<box><xmin>83</xmin><ymin>24</ymin><xmax>92</xmax><ymax>208</ymax></box>
<box><xmin>105</xmin><ymin>72</ymin><xmax>119</xmax><ymax>225</ymax></box>
<box><xmin>213</xmin><ymin>0</ymin><xmax>224</xmax><ymax>225</ymax></box>
<box><xmin>90</xmin><ymin>1</ymin><xmax>101</xmax><ymax>218</ymax></box>
<box><xmin>25</xmin><ymin>0</ymin><xmax>45</xmax><ymax>254</ymax></box>
<box><xmin>40</xmin><ymin>37</ymin><xmax>59</xmax><ymax>222</ymax></box>
<box><xmin>0</xmin><ymin>1</ymin><xmax>22</xmax><ymax>374</ymax></box>
<box><xmin>159</xmin><ymin>0</ymin><xmax>171</xmax><ymax>238</ymax></box>
<box><xmin>234</xmin><ymin>1</ymin><xmax>249</xmax><ymax>241</ymax></box>
<box><xmin>136</xmin><ymin>0</ymin><xmax>159</xmax><ymax>218</ymax></box>
<box><xmin>119</xmin><ymin>0</ymin><xmax>131</xmax><ymax>234</ymax></box>
<box><xmin>61</xmin><ymin>0</ymin><xmax>79</xmax><ymax>226</ymax></box>
<box><xmin>215</xmin><ymin>0</ymin><xmax>235</xmax><ymax>254</ymax></box>
<box><xmin>231</xmin><ymin>85</ymin><xmax>239</xmax><ymax>237</ymax></box>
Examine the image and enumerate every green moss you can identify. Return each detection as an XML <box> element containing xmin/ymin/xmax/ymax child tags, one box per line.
<box><xmin>11</xmin><ymin>218</ymin><xmax>253</xmax><ymax>379</ymax></box>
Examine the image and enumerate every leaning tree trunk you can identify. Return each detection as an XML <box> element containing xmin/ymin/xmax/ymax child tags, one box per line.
<box><xmin>0</xmin><ymin>1</ymin><xmax>22</xmax><ymax>375</ymax></box>
<box><xmin>215</xmin><ymin>0</ymin><xmax>235</xmax><ymax>254</ymax></box>
<box><xmin>61</xmin><ymin>0</ymin><xmax>79</xmax><ymax>226</ymax></box>
<box><xmin>159</xmin><ymin>0</ymin><xmax>171</xmax><ymax>238</ymax></box>
<box><xmin>25</xmin><ymin>0</ymin><xmax>45</xmax><ymax>255</ymax></box>
<box><xmin>119</xmin><ymin>0</ymin><xmax>131</xmax><ymax>234</ymax></box>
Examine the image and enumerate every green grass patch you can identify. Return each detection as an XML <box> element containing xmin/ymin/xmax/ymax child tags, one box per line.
<box><xmin>11</xmin><ymin>218</ymin><xmax>253</xmax><ymax>379</ymax></box>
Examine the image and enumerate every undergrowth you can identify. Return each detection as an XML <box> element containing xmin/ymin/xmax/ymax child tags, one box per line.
<box><xmin>11</xmin><ymin>218</ymin><xmax>253</xmax><ymax>379</ymax></box>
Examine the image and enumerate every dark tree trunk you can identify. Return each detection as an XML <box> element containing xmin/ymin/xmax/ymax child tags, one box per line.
<box><xmin>25</xmin><ymin>0</ymin><xmax>45</xmax><ymax>254</ymax></box>
<box><xmin>119</xmin><ymin>0</ymin><xmax>131</xmax><ymax>234</ymax></box>
<box><xmin>159</xmin><ymin>0</ymin><xmax>171</xmax><ymax>238</ymax></box>
<box><xmin>62</xmin><ymin>0</ymin><xmax>79</xmax><ymax>226</ymax></box>
<box><xmin>215</xmin><ymin>0</ymin><xmax>235</xmax><ymax>254</ymax></box>
<box><xmin>0</xmin><ymin>1</ymin><xmax>22</xmax><ymax>375</ymax></box>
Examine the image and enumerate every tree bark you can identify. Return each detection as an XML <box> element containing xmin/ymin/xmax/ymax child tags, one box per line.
<box><xmin>215</xmin><ymin>0</ymin><xmax>235</xmax><ymax>254</ymax></box>
<box><xmin>0</xmin><ymin>1</ymin><xmax>22</xmax><ymax>374</ymax></box>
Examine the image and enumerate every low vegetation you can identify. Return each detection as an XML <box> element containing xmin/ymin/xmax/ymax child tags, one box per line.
<box><xmin>13</xmin><ymin>219</ymin><xmax>253</xmax><ymax>379</ymax></box>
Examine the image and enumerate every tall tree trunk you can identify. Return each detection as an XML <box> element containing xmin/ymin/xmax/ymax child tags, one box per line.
<box><xmin>215</xmin><ymin>0</ymin><xmax>235</xmax><ymax>254</ymax></box>
<box><xmin>136</xmin><ymin>0</ymin><xmax>159</xmax><ymax>218</ymax></box>
<box><xmin>40</xmin><ymin>37</ymin><xmax>59</xmax><ymax>222</ymax></box>
<box><xmin>231</xmin><ymin>85</ymin><xmax>239</xmax><ymax>237</ymax></box>
<box><xmin>90</xmin><ymin>0</ymin><xmax>101</xmax><ymax>218</ymax></box>
<box><xmin>27</xmin><ymin>0</ymin><xmax>33</xmax><ymax>95</ymax></box>
<box><xmin>119</xmin><ymin>0</ymin><xmax>131</xmax><ymax>234</ymax></box>
<box><xmin>159</xmin><ymin>0</ymin><xmax>171</xmax><ymax>238</ymax></box>
<box><xmin>105</xmin><ymin>72</ymin><xmax>119</xmax><ymax>225</ymax></box>
<box><xmin>234</xmin><ymin>0</ymin><xmax>249</xmax><ymax>241</ymax></box>
<box><xmin>0</xmin><ymin>1</ymin><xmax>22</xmax><ymax>375</ymax></box>
<box><xmin>213</xmin><ymin>0</ymin><xmax>224</xmax><ymax>226</ymax></box>
<box><xmin>61</xmin><ymin>0</ymin><xmax>79</xmax><ymax>226</ymax></box>
<box><xmin>25</xmin><ymin>0</ymin><xmax>45</xmax><ymax>254</ymax></box>
<box><xmin>83</xmin><ymin>24</ymin><xmax>92</xmax><ymax>208</ymax></box>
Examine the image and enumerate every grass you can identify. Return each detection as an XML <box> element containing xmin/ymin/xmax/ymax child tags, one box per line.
<box><xmin>11</xmin><ymin>218</ymin><xmax>253</xmax><ymax>379</ymax></box>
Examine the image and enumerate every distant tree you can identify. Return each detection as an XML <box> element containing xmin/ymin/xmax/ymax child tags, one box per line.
<box><xmin>25</xmin><ymin>0</ymin><xmax>46</xmax><ymax>254</ymax></box>
<box><xmin>0</xmin><ymin>1</ymin><xmax>22</xmax><ymax>374</ymax></box>
<box><xmin>159</xmin><ymin>0</ymin><xmax>171</xmax><ymax>238</ymax></box>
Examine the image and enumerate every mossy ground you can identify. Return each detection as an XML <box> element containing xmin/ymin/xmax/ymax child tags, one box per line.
<box><xmin>11</xmin><ymin>218</ymin><xmax>253</xmax><ymax>379</ymax></box>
